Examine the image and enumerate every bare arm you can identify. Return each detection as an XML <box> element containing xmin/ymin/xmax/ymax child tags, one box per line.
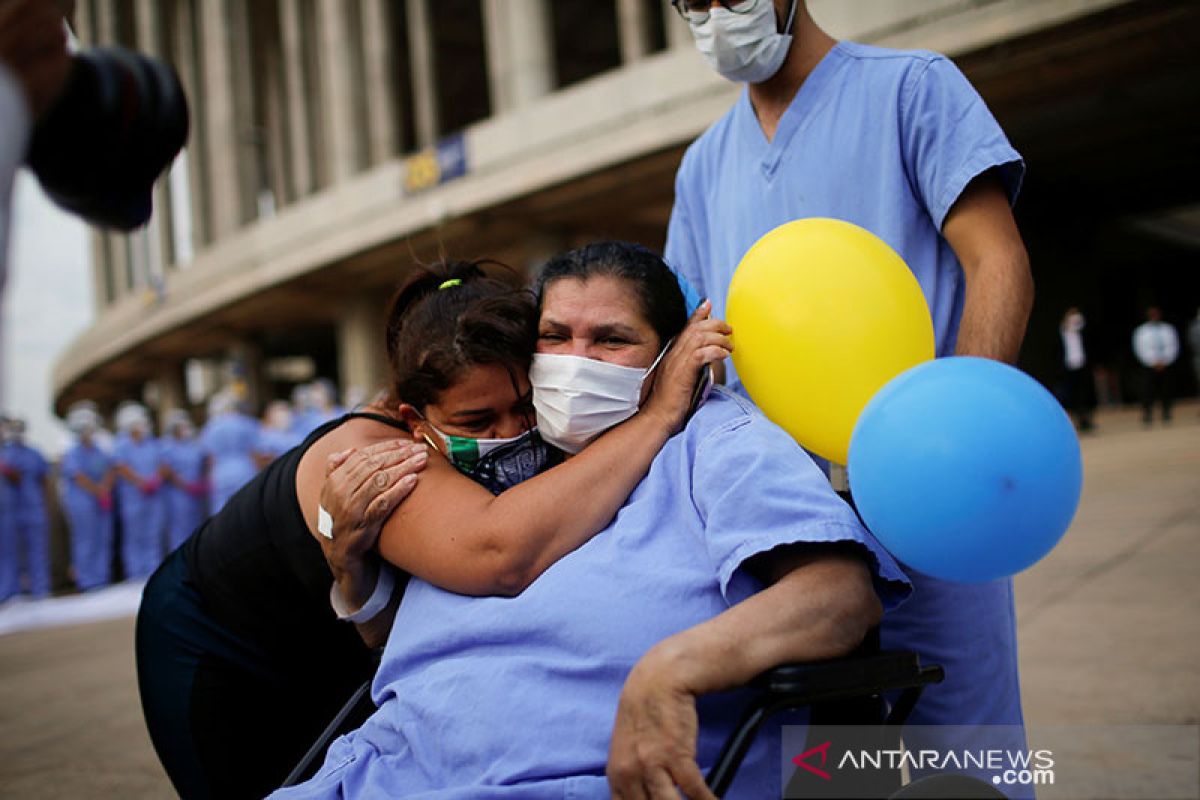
<box><xmin>943</xmin><ymin>172</ymin><xmax>1034</xmax><ymax>364</ymax></box>
<box><xmin>607</xmin><ymin>547</ymin><xmax>881</xmax><ymax>800</ymax></box>
<box><xmin>381</xmin><ymin>307</ymin><xmax>731</xmax><ymax>596</ymax></box>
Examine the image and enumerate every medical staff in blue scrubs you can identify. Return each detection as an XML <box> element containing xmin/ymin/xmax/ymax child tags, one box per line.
<box><xmin>0</xmin><ymin>417</ymin><xmax>51</xmax><ymax>598</ymax></box>
<box><xmin>113</xmin><ymin>403</ymin><xmax>166</xmax><ymax>580</ymax></box>
<box><xmin>253</xmin><ymin>399</ymin><xmax>303</xmax><ymax>467</ymax></box>
<box><xmin>159</xmin><ymin>410</ymin><xmax>208</xmax><ymax>553</ymax></box>
<box><xmin>0</xmin><ymin>415</ymin><xmax>19</xmax><ymax>601</ymax></box>
<box><xmin>663</xmin><ymin>0</ymin><xmax>1035</xmax><ymax>778</ymax></box>
<box><xmin>289</xmin><ymin>380</ymin><xmax>343</xmax><ymax>438</ymax></box>
<box><xmin>198</xmin><ymin>391</ymin><xmax>259</xmax><ymax>513</ymax></box>
<box><xmin>60</xmin><ymin>403</ymin><xmax>115</xmax><ymax>591</ymax></box>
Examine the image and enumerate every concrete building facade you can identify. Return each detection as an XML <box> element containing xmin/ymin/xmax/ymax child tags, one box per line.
<box><xmin>54</xmin><ymin>0</ymin><xmax>1200</xmax><ymax>419</ymax></box>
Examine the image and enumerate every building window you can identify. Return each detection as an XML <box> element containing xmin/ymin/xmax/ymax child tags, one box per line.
<box><xmin>429</xmin><ymin>0</ymin><xmax>491</xmax><ymax>136</ymax></box>
<box><xmin>551</xmin><ymin>0</ymin><xmax>621</xmax><ymax>89</ymax></box>
<box><xmin>641</xmin><ymin>0</ymin><xmax>668</xmax><ymax>55</ymax></box>
<box><xmin>387</xmin><ymin>1</ymin><xmax>418</xmax><ymax>155</ymax></box>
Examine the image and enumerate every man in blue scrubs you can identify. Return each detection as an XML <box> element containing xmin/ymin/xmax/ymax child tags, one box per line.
<box><xmin>199</xmin><ymin>391</ymin><xmax>260</xmax><ymax>513</ymax></box>
<box><xmin>61</xmin><ymin>403</ymin><xmax>115</xmax><ymax>590</ymax></box>
<box><xmin>0</xmin><ymin>414</ymin><xmax>19</xmax><ymax>602</ymax></box>
<box><xmin>113</xmin><ymin>403</ymin><xmax>166</xmax><ymax>579</ymax></box>
<box><xmin>159</xmin><ymin>410</ymin><xmax>208</xmax><ymax>553</ymax></box>
<box><xmin>664</xmin><ymin>0</ymin><xmax>1034</xmax><ymax>771</ymax></box>
<box><xmin>0</xmin><ymin>417</ymin><xmax>51</xmax><ymax>598</ymax></box>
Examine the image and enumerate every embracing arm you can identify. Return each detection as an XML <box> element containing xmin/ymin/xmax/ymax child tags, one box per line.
<box><xmin>607</xmin><ymin>546</ymin><xmax>880</xmax><ymax>800</ymax></box>
<box><xmin>378</xmin><ymin>304</ymin><xmax>732</xmax><ymax>597</ymax></box>
<box><xmin>944</xmin><ymin>172</ymin><xmax>1034</xmax><ymax>364</ymax></box>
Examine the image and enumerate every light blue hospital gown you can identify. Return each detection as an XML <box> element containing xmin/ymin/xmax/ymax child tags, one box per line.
<box><xmin>0</xmin><ymin>441</ymin><xmax>51</xmax><ymax>597</ymax></box>
<box><xmin>159</xmin><ymin>437</ymin><xmax>208</xmax><ymax>552</ymax></box>
<box><xmin>199</xmin><ymin>413</ymin><xmax>259</xmax><ymax>514</ymax></box>
<box><xmin>664</xmin><ymin>40</ymin><xmax>1029</xmax><ymax>773</ymax></box>
<box><xmin>60</xmin><ymin>441</ymin><xmax>114</xmax><ymax>590</ymax></box>
<box><xmin>273</xmin><ymin>389</ymin><xmax>911</xmax><ymax>799</ymax></box>
<box><xmin>114</xmin><ymin>436</ymin><xmax>167</xmax><ymax>579</ymax></box>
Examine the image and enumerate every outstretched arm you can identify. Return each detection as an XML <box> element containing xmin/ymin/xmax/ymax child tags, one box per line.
<box><xmin>300</xmin><ymin>303</ymin><xmax>732</xmax><ymax>599</ymax></box>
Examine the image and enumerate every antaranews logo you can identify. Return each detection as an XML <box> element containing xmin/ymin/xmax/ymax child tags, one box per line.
<box><xmin>791</xmin><ymin>741</ymin><xmax>832</xmax><ymax>781</ymax></box>
<box><xmin>782</xmin><ymin>726</ymin><xmax>1055</xmax><ymax>799</ymax></box>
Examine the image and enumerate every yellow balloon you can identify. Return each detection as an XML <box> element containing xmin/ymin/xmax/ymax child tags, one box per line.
<box><xmin>728</xmin><ymin>218</ymin><xmax>934</xmax><ymax>465</ymax></box>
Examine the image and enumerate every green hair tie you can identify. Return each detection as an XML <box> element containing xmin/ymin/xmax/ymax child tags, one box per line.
<box><xmin>438</xmin><ymin>278</ymin><xmax>462</xmax><ymax>290</ymax></box>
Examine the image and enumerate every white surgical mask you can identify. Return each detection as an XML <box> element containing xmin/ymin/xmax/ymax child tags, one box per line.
<box><xmin>530</xmin><ymin>346</ymin><xmax>669</xmax><ymax>454</ymax></box>
<box><xmin>690</xmin><ymin>0</ymin><xmax>797</xmax><ymax>84</ymax></box>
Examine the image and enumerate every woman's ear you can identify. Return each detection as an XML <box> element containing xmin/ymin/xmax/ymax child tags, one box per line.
<box><xmin>398</xmin><ymin>403</ymin><xmax>437</xmax><ymax>451</ymax></box>
<box><xmin>397</xmin><ymin>403</ymin><xmax>423</xmax><ymax>430</ymax></box>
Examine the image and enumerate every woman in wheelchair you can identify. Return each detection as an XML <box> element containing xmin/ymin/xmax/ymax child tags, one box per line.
<box><xmin>271</xmin><ymin>242</ymin><xmax>912</xmax><ymax>800</ymax></box>
<box><xmin>136</xmin><ymin>260</ymin><xmax>728</xmax><ymax>799</ymax></box>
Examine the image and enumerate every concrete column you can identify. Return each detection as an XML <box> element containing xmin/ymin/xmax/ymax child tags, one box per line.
<box><xmin>89</xmin><ymin>234</ymin><xmax>111</xmax><ymax>311</ymax></box>
<box><xmin>154</xmin><ymin>365</ymin><xmax>187</xmax><ymax>426</ymax></box>
<box><xmin>134</xmin><ymin>0</ymin><xmax>174</xmax><ymax>271</ymax></box>
<box><xmin>108</xmin><ymin>233</ymin><xmax>131</xmax><ymax>299</ymax></box>
<box><xmin>482</xmin><ymin>0</ymin><xmax>554</xmax><ymax>115</ymax></box>
<box><xmin>278</xmin><ymin>0</ymin><xmax>315</xmax><ymax>197</ymax></box>
<box><xmin>617</xmin><ymin>0</ymin><xmax>654</xmax><ymax>63</ymax></box>
<box><xmin>337</xmin><ymin>293</ymin><xmax>388</xmax><ymax>402</ymax></box>
<box><xmin>262</xmin><ymin>48</ymin><xmax>290</xmax><ymax>212</ymax></box>
<box><xmin>170</xmin><ymin>0</ymin><xmax>211</xmax><ymax>248</ymax></box>
<box><xmin>316</xmin><ymin>0</ymin><xmax>360</xmax><ymax>183</ymax></box>
<box><xmin>198</xmin><ymin>0</ymin><xmax>245</xmax><ymax>238</ymax></box>
<box><xmin>227</xmin><ymin>0</ymin><xmax>259</xmax><ymax>223</ymax></box>
<box><xmin>664</xmin><ymin>3</ymin><xmax>691</xmax><ymax>49</ymax></box>
<box><xmin>72</xmin><ymin>0</ymin><xmax>95</xmax><ymax>46</ymax></box>
<box><xmin>405</xmin><ymin>0</ymin><xmax>439</xmax><ymax>146</ymax></box>
<box><xmin>93</xmin><ymin>0</ymin><xmax>117</xmax><ymax>43</ymax></box>
<box><xmin>360</xmin><ymin>0</ymin><xmax>398</xmax><ymax>164</ymax></box>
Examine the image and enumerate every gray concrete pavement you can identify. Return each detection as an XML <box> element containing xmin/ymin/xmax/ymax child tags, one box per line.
<box><xmin>0</xmin><ymin>401</ymin><xmax>1196</xmax><ymax>798</ymax></box>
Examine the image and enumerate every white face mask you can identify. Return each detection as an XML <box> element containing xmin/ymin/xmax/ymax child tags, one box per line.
<box><xmin>530</xmin><ymin>346</ymin><xmax>669</xmax><ymax>455</ymax></box>
<box><xmin>690</xmin><ymin>0</ymin><xmax>797</xmax><ymax>84</ymax></box>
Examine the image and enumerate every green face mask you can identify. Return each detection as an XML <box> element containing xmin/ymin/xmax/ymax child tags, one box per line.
<box><xmin>420</xmin><ymin>422</ymin><xmax>557</xmax><ymax>495</ymax></box>
<box><xmin>421</xmin><ymin>423</ymin><xmax>522</xmax><ymax>472</ymax></box>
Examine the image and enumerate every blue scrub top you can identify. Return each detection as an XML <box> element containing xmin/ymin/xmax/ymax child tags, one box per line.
<box><xmin>665</xmin><ymin>41</ymin><xmax>1030</xmax><ymax>764</ymax></box>
<box><xmin>113</xmin><ymin>437</ymin><xmax>163</xmax><ymax>483</ymax></box>
<box><xmin>160</xmin><ymin>438</ymin><xmax>206</xmax><ymax>483</ymax></box>
<box><xmin>255</xmin><ymin>426</ymin><xmax>304</xmax><ymax>461</ymax></box>
<box><xmin>60</xmin><ymin>442</ymin><xmax>112</xmax><ymax>499</ymax></box>
<box><xmin>2</xmin><ymin>442</ymin><xmax>48</xmax><ymax>511</ymax></box>
<box><xmin>199</xmin><ymin>413</ymin><xmax>259</xmax><ymax>487</ymax></box>
<box><xmin>666</xmin><ymin>41</ymin><xmax>1024</xmax><ymax>385</ymax></box>
<box><xmin>274</xmin><ymin>390</ymin><xmax>911</xmax><ymax>800</ymax></box>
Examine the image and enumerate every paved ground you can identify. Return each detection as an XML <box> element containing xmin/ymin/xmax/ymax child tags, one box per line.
<box><xmin>0</xmin><ymin>402</ymin><xmax>1196</xmax><ymax>798</ymax></box>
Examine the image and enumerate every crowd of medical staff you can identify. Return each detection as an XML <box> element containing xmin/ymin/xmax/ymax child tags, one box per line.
<box><xmin>0</xmin><ymin>379</ymin><xmax>347</xmax><ymax>602</ymax></box>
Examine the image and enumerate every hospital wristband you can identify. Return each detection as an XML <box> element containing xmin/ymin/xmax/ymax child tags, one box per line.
<box><xmin>330</xmin><ymin>565</ymin><xmax>395</xmax><ymax>624</ymax></box>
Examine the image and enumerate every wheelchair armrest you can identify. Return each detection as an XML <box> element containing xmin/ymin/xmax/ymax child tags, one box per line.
<box><xmin>705</xmin><ymin>651</ymin><xmax>944</xmax><ymax>797</ymax></box>
<box><xmin>751</xmin><ymin>650</ymin><xmax>944</xmax><ymax>707</ymax></box>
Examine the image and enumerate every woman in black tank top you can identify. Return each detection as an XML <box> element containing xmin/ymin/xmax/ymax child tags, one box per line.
<box><xmin>135</xmin><ymin>260</ymin><xmax>730</xmax><ymax>798</ymax></box>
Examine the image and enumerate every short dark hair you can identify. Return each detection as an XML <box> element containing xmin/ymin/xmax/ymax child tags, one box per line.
<box><xmin>385</xmin><ymin>260</ymin><xmax>537</xmax><ymax>410</ymax></box>
<box><xmin>533</xmin><ymin>241</ymin><xmax>687</xmax><ymax>347</ymax></box>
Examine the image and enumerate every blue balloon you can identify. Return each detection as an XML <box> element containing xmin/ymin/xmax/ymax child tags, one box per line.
<box><xmin>848</xmin><ymin>357</ymin><xmax>1082</xmax><ymax>583</ymax></box>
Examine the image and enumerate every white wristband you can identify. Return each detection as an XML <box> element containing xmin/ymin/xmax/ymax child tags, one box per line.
<box><xmin>330</xmin><ymin>565</ymin><xmax>395</xmax><ymax>624</ymax></box>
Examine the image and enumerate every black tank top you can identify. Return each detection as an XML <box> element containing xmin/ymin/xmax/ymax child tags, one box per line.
<box><xmin>182</xmin><ymin>412</ymin><xmax>410</xmax><ymax>667</ymax></box>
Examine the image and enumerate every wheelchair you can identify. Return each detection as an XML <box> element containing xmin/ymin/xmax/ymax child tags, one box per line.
<box><xmin>279</xmin><ymin>629</ymin><xmax>1007</xmax><ymax>799</ymax></box>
